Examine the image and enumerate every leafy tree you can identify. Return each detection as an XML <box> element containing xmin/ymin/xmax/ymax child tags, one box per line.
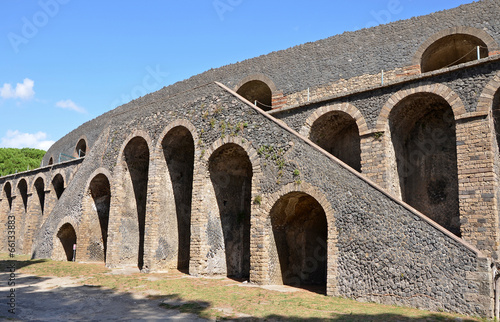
<box><xmin>0</xmin><ymin>148</ymin><xmax>46</xmax><ymax>176</ymax></box>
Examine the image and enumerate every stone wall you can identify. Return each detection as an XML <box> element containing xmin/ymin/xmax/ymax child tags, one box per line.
<box><xmin>272</xmin><ymin>60</ymin><xmax>500</xmax><ymax>260</ymax></box>
<box><xmin>0</xmin><ymin>159</ymin><xmax>83</xmax><ymax>256</ymax></box>
<box><xmin>2</xmin><ymin>1</ymin><xmax>500</xmax><ymax>318</ymax></box>
<box><xmin>21</xmin><ymin>83</ymin><xmax>494</xmax><ymax>316</ymax></box>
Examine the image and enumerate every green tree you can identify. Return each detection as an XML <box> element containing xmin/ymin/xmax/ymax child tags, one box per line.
<box><xmin>0</xmin><ymin>148</ymin><xmax>46</xmax><ymax>176</ymax></box>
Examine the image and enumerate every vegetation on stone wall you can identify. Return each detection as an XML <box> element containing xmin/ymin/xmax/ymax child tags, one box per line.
<box><xmin>0</xmin><ymin>148</ymin><xmax>45</xmax><ymax>176</ymax></box>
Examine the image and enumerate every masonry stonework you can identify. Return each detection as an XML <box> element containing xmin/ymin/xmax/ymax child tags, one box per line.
<box><xmin>3</xmin><ymin>1</ymin><xmax>500</xmax><ymax>318</ymax></box>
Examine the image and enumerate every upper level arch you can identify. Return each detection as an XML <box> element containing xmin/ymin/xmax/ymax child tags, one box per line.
<box><xmin>300</xmin><ymin>103</ymin><xmax>369</xmax><ymax>137</ymax></box>
<box><xmin>477</xmin><ymin>71</ymin><xmax>500</xmax><ymax>115</ymax></box>
<box><xmin>376</xmin><ymin>84</ymin><xmax>467</xmax><ymax>131</ymax></box>
<box><xmin>235</xmin><ymin>74</ymin><xmax>277</xmax><ymax>112</ymax></box>
<box><xmin>301</xmin><ymin>103</ymin><xmax>367</xmax><ymax>172</ymax></box>
<box><xmin>74</xmin><ymin>135</ymin><xmax>88</xmax><ymax>158</ymax></box>
<box><xmin>413</xmin><ymin>27</ymin><xmax>499</xmax><ymax>73</ymax></box>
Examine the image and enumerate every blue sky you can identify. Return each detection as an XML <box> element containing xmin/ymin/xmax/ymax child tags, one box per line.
<box><xmin>0</xmin><ymin>0</ymin><xmax>474</xmax><ymax>150</ymax></box>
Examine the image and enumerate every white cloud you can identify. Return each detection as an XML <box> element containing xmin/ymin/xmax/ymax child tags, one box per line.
<box><xmin>56</xmin><ymin>99</ymin><xmax>87</xmax><ymax>113</ymax></box>
<box><xmin>0</xmin><ymin>130</ymin><xmax>54</xmax><ymax>150</ymax></box>
<box><xmin>0</xmin><ymin>78</ymin><xmax>35</xmax><ymax>100</ymax></box>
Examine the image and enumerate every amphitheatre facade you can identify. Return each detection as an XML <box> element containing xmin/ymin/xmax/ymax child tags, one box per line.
<box><xmin>2</xmin><ymin>0</ymin><xmax>500</xmax><ymax>317</ymax></box>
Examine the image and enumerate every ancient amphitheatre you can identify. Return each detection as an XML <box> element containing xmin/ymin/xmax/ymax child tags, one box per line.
<box><xmin>2</xmin><ymin>0</ymin><xmax>500</xmax><ymax>318</ymax></box>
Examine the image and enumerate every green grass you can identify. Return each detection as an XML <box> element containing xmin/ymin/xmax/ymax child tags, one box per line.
<box><xmin>1</xmin><ymin>254</ymin><xmax>488</xmax><ymax>321</ymax></box>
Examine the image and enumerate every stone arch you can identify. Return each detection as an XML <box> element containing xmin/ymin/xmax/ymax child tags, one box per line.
<box><xmin>235</xmin><ymin>74</ymin><xmax>277</xmax><ymax>112</ymax></box>
<box><xmin>262</xmin><ymin>182</ymin><xmax>337</xmax><ymax>295</ymax></box>
<box><xmin>477</xmin><ymin>72</ymin><xmax>500</xmax><ymax>114</ymax></box>
<box><xmin>52</xmin><ymin>217</ymin><xmax>79</xmax><ymax>261</ymax></box>
<box><xmin>387</xmin><ymin>91</ymin><xmax>460</xmax><ymax>236</ymax></box>
<box><xmin>482</xmin><ymin>74</ymin><xmax>500</xmax><ymax>197</ymax></box>
<box><xmin>301</xmin><ymin>103</ymin><xmax>368</xmax><ymax>172</ymax></box>
<box><xmin>51</xmin><ymin>172</ymin><xmax>65</xmax><ymax>200</ymax></box>
<box><xmin>32</xmin><ymin>175</ymin><xmax>46</xmax><ymax>215</ymax></box>
<box><xmin>17</xmin><ymin>179</ymin><xmax>28</xmax><ymax>213</ymax></box>
<box><xmin>413</xmin><ymin>27</ymin><xmax>499</xmax><ymax>73</ymax></box>
<box><xmin>110</xmin><ymin>131</ymin><xmax>152</xmax><ymax>270</ymax></box>
<box><xmin>84</xmin><ymin>169</ymin><xmax>112</xmax><ymax>263</ymax></box>
<box><xmin>376</xmin><ymin>84</ymin><xmax>467</xmax><ymax>131</ymax></box>
<box><xmin>197</xmin><ymin>137</ymin><xmax>262</xmax><ymax>278</ymax></box>
<box><xmin>74</xmin><ymin>135</ymin><xmax>88</xmax><ymax>158</ymax></box>
<box><xmin>3</xmin><ymin>182</ymin><xmax>13</xmax><ymax>211</ymax></box>
<box><xmin>207</xmin><ymin>142</ymin><xmax>253</xmax><ymax>278</ymax></box>
<box><xmin>155</xmin><ymin>120</ymin><xmax>197</xmax><ymax>271</ymax></box>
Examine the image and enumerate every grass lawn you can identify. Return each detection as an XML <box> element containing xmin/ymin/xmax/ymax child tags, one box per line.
<box><xmin>0</xmin><ymin>253</ymin><xmax>488</xmax><ymax>321</ymax></box>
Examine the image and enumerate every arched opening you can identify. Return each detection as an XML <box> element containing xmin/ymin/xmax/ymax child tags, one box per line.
<box><xmin>270</xmin><ymin>192</ymin><xmax>327</xmax><ymax>294</ymax></box>
<box><xmin>493</xmin><ymin>89</ymin><xmax>500</xmax><ymax>152</ymax></box>
<box><xmin>89</xmin><ymin>174</ymin><xmax>111</xmax><ymax>263</ymax></box>
<box><xmin>123</xmin><ymin>137</ymin><xmax>149</xmax><ymax>270</ymax></box>
<box><xmin>236</xmin><ymin>80</ymin><xmax>272</xmax><ymax>111</ymax></box>
<box><xmin>421</xmin><ymin>34</ymin><xmax>488</xmax><ymax>73</ymax></box>
<box><xmin>34</xmin><ymin>177</ymin><xmax>45</xmax><ymax>215</ymax></box>
<box><xmin>162</xmin><ymin>126</ymin><xmax>194</xmax><ymax>271</ymax></box>
<box><xmin>4</xmin><ymin>183</ymin><xmax>12</xmax><ymax>210</ymax></box>
<box><xmin>75</xmin><ymin>139</ymin><xmax>87</xmax><ymax>157</ymax></box>
<box><xmin>17</xmin><ymin>179</ymin><xmax>28</xmax><ymax>213</ymax></box>
<box><xmin>52</xmin><ymin>174</ymin><xmax>65</xmax><ymax>199</ymax></box>
<box><xmin>209</xmin><ymin>143</ymin><xmax>252</xmax><ymax>279</ymax></box>
<box><xmin>309</xmin><ymin>111</ymin><xmax>361</xmax><ymax>172</ymax></box>
<box><xmin>57</xmin><ymin>223</ymin><xmax>77</xmax><ymax>261</ymax></box>
<box><xmin>48</xmin><ymin>157</ymin><xmax>54</xmax><ymax>165</ymax></box>
<box><xmin>389</xmin><ymin>93</ymin><xmax>460</xmax><ymax>236</ymax></box>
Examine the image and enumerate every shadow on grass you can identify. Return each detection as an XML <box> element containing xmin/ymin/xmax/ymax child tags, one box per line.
<box><xmin>0</xmin><ymin>275</ymin><xmax>208</xmax><ymax>321</ymax></box>
<box><xmin>0</xmin><ymin>258</ymin><xmax>48</xmax><ymax>271</ymax></box>
<box><xmin>153</xmin><ymin>294</ymin><xmax>211</xmax><ymax>316</ymax></box>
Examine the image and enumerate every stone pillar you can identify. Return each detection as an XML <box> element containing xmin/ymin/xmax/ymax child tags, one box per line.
<box><xmin>43</xmin><ymin>188</ymin><xmax>57</xmax><ymax>222</ymax></box>
<box><xmin>142</xmin><ymin>148</ymin><xmax>179</xmax><ymax>272</ymax></box>
<box><xmin>456</xmin><ymin>114</ymin><xmax>500</xmax><ymax>259</ymax></box>
<box><xmin>10</xmin><ymin>194</ymin><xmax>27</xmax><ymax>255</ymax></box>
<box><xmin>24</xmin><ymin>192</ymin><xmax>43</xmax><ymax>256</ymax></box>
<box><xmin>360</xmin><ymin>131</ymin><xmax>401</xmax><ymax>197</ymax></box>
<box><xmin>189</xmin><ymin>161</ymin><xmax>210</xmax><ymax>276</ymax></box>
<box><xmin>271</xmin><ymin>91</ymin><xmax>287</xmax><ymax>110</ymax></box>
<box><xmin>0</xmin><ymin>196</ymin><xmax>8</xmax><ymax>252</ymax></box>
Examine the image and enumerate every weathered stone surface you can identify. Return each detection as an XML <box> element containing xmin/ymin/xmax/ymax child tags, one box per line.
<box><xmin>2</xmin><ymin>1</ymin><xmax>500</xmax><ymax>318</ymax></box>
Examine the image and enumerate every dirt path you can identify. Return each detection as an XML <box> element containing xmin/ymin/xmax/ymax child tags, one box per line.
<box><xmin>0</xmin><ymin>272</ymin><xmax>208</xmax><ymax>321</ymax></box>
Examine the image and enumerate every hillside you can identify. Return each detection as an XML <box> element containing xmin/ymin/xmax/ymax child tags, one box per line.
<box><xmin>0</xmin><ymin>148</ymin><xmax>45</xmax><ymax>176</ymax></box>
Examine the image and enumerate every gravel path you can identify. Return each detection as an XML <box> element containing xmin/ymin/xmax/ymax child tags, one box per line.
<box><xmin>0</xmin><ymin>272</ymin><xmax>208</xmax><ymax>321</ymax></box>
